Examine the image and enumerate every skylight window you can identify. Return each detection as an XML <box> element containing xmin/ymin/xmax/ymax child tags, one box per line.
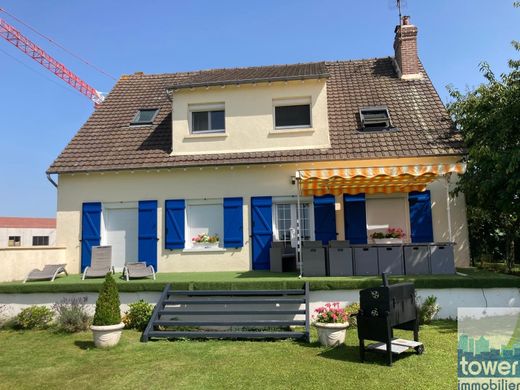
<box><xmin>359</xmin><ymin>107</ymin><xmax>392</xmax><ymax>130</ymax></box>
<box><xmin>131</xmin><ymin>109</ymin><xmax>159</xmax><ymax>125</ymax></box>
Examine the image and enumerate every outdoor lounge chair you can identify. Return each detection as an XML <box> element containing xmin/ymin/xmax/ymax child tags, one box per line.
<box><xmin>82</xmin><ymin>245</ymin><xmax>114</xmax><ymax>280</ymax></box>
<box><xmin>23</xmin><ymin>264</ymin><xmax>68</xmax><ymax>283</ymax></box>
<box><xmin>301</xmin><ymin>240</ymin><xmax>326</xmax><ymax>276</ymax></box>
<box><xmin>269</xmin><ymin>241</ymin><xmax>297</xmax><ymax>272</ymax></box>
<box><xmin>123</xmin><ymin>262</ymin><xmax>156</xmax><ymax>281</ymax></box>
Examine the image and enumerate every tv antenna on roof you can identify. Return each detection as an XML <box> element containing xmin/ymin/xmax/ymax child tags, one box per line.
<box><xmin>390</xmin><ymin>0</ymin><xmax>407</xmax><ymax>23</ymax></box>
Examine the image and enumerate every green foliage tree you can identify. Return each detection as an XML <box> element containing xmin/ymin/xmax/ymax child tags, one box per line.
<box><xmin>448</xmin><ymin>2</ymin><xmax>519</xmax><ymax>271</ymax></box>
<box><xmin>93</xmin><ymin>273</ymin><xmax>121</xmax><ymax>326</ymax></box>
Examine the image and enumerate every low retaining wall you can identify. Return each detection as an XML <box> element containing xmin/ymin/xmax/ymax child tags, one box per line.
<box><xmin>1</xmin><ymin>288</ymin><xmax>519</xmax><ymax>320</ymax></box>
<box><xmin>0</xmin><ymin>247</ymin><xmax>67</xmax><ymax>282</ymax></box>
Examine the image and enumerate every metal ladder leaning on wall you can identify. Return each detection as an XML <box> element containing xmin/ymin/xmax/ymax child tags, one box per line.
<box><xmin>141</xmin><ymin>283</ymin><xmax>310</xmax><ymax>342</ymax></box>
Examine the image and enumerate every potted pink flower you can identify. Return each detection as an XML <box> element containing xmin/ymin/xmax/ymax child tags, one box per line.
<box><xmin>312</xmin><ymin>302</ymin><xmax>349</xmax><ymax>347</ymax></box>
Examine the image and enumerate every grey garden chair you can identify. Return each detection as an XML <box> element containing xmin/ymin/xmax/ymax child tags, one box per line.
<box><xmin>23</xmin><ymin>264</ymin><xmax>68</xmax><ymax>283</ymax></box>
<box><xmin>123</xmin><ymin>262</ymin><xmax>156</xmax><ymax>281</ymax></box>
<box><xmin>82</xmin><ymin>246</ymin><xmax>114</xmax><ymax>280</ymax></box>
<box><xmin>269</xmin><ymin>241</ymin><xmax>297</xmax><ymax>273</ymax></box>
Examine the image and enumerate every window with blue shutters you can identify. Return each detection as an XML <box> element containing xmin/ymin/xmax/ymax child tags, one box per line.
<box><xmin>223</xmin><ymin>197</ymin><xmax>243</xmax><ymax>248</ymax></box>
<box><xmin>344</xmin><ymin>194</ymin><xmax>368</xmax><ymax>244</ymax></box>
<box><xmin>408</xmin><ymin>191</ymin><xmax>434</xmax><ymax>243</ymax></box>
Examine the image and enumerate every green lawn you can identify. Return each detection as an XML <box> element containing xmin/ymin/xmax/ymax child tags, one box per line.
<box><xmin>0</xmin><ymin>268</ymin><xmax>518</xmax><ymax>294</ymax></box>
<box><xmin>0</xmin><ymin>321</ymin><xmax>457</xmax><ymax>390</ymax></box>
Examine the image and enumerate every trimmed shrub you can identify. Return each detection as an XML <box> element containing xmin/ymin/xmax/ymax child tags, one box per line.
<box><xmin>93</xmin><ymin>273</ymin><xmax>121</xmax><ymax>326</ymax></box>
<box><xmin>419</xmin><ymin>295</ymin><xmax>441</xmax><ymax>324</ymax></box>
<box><xmin>53</xmin><ymin>297</ymin><xmax>91</xmax><ymax>333</ymax></box>
<box><xmin>123</xmin><ymin>300</ymin><xmax>153</xmax><ymax>331</ymax></box>
<box><xmin>15</xmin><ymin>305</ymin><xmax>54</xmax><ymax>329</ymax></box>
<box><xmin>344</xmin><ymin>302</ymin><xmax>360</xmax><ymax>328</ymax></box>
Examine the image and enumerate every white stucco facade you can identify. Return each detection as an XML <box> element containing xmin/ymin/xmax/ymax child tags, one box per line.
<box><xmin>55</xmin><ymin>155</ymin><xmax>470</xmax><ymax>275</ymax></box>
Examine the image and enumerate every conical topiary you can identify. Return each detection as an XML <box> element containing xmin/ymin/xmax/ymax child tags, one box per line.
<box><xmin>93</xmin><ymin>273</ymin><xmax>121</xmax><ymax>326</ymax></box>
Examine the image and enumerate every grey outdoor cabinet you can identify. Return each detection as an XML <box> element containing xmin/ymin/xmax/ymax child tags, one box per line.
<box><xmin>353</xmin><ymin>246</ymin><xmax>379</xmax><ymax>276</ymax></box>
<box><xmin>429</xmin><ymin>243</ymin><xmax>456</xmax><ymax>274</ymax></box>
<box><xmin>327</xmin><ymin>240</ymin><xmax>353</xmax><ymax>276</ymax></box>
<box><xmin>301</xmin><ymin>240</ymin><xmax>326</xmax><ymax>276</ymax></box>
<box><xmin>404</xmin><ymin>244</ymin><xmax>431</xmax><ymax>274</ymax></box>
<box><xmin>377</xmin><ymin>245</ymin><xmax>404</xmax><ymax>275</ymax></box>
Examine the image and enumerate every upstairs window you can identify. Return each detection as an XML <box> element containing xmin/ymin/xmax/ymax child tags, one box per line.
<box><xmin>32</xmin><ymin>236</ymin><xmax>49</xmax><ymax>246</ymax></box>
<box><xmin>131</xmin><ymin>109</ymin><xmax>159</xmax><ymax>125</ymax></box>
<box><xmin>189</xmin><ymin>103</ymin><xmax>225</xmax><ymax>134</ymax></box>
<box><xmin>274</xmin><ymin>98</ymin><xmax>312</xmax><ymax>129</ymax></box>
<box><xmin>359</xmin><ymin>107</ymin><xmax>392</xmax><ymax>130</ymax></box>
<box><xmin>8</xmin><ymin>236</ymin><xmax>21</xmax><ymax>247</ymax></box>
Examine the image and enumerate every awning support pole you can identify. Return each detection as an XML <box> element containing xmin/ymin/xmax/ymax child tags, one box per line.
<box><xmin>446</xmin><ymin>174</ymin><xmax>453</xmax><ymax>242</ymax></box>
<box><xmin>295</xmin><ymin>171</ymin><xmax>303</xmax><ymax>278</ymax></box>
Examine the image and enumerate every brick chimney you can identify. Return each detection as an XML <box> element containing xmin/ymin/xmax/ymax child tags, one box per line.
<box><xmin>393</xmin><ymin>16</ymin><xmax>422</xmax><ymax>80</ymax></box>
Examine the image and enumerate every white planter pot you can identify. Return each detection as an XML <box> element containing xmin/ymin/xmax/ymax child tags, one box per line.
<box><xmin>192</xmin><ymin>242</ymin><xmax>220</xmax><ymax>249</ymax></box>
<box><xmin>314</xmin><ymin>322</ymin><xmax>349</xmax><ymax>347</ymax></box>
<box><xmin>91</xmin><ymin>323</ymin><xmax>125</xmax><ymax>348</ymax></box>
<box><xmin>374</xmin><ymin>238</ymin><xmax>403</xmax><ymax>244</ymax></box>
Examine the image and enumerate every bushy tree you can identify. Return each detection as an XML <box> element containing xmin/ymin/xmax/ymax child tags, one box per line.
<box><xmin>93</xmin><ymin>273</ymin><xmax>121</xmax><ymax>326</ymax></box>
<box><xmin>448</xmin><ymin>2</ymin><xmax>519</xmax><ymax>270</ymax></box>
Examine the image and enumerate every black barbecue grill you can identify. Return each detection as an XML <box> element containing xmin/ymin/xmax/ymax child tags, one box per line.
<box><xmin>357</xmin><ymin>273</ymin><xmax>424</xmax><ymax>365</ymax></box>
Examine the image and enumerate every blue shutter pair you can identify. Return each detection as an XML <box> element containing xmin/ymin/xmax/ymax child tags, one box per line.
<box><xmin>342</xmin><ymin>191</ymin><xmax>434</xmax><ymax>244</ymax></box>
<box><xmin>164</xmin><ymin>198</ymin><xmax>243</xmax><ymax>250</ymax></box>
<box><xmin>81</xmin><ymin>201</ymin><xmax>158</xmax><ymax>271</ymax></box>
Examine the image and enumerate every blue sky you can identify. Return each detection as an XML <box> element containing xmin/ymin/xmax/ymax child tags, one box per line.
<box><xmin>0</xmin><ymin>0</ymin><xmax>518</xmax><ymax>217</ymax></box>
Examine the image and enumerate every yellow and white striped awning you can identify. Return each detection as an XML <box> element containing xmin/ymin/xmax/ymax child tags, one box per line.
<box><xmin>298</xmin><ymin>163</ymin><xmax>466</xmax><ymax>196</ymax></box>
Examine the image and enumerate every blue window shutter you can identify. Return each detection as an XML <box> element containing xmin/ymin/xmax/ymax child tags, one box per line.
<box><xmin>313</xmin><ymin>195</ymin><xmax>337</xmax><ymax>244</ymax></box>
<box><xmin>251</xmin><ymin>196</ymin><xmax>273</xmax><ymax>270</ymax></box>
<box><xmin>138</xmin><ymin>200</ymin><xmax>158</xmax><ymax>270</ymax></box>
<box><xmin>81</xmin><ymin>202</ymin><xmax>101</xmax><ymax>272</ymax></box>
<box><xmin>165</xmin><ymin>199</ymin><xmax>185</xmax><ymax>249</ymax></box>
<box><xmin>223</xmin><ymin>197</ymin><xmax>243</xmax><ymax>248</ymax></box>
<box><xmin>344</xmin><ymin>194</ymin><xmax>367</xmax><ymax>244</ymax></box>
<box><xmin>408</xmin><ymin>191</ymin><xmax>434</xmax><ymax>243</ymax></box>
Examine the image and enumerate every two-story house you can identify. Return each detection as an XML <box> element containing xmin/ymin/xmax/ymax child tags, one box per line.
<box><xmin>47</xmin><ymin>17</ymin><xmax>469</xmax><ymax>274</ymax></box>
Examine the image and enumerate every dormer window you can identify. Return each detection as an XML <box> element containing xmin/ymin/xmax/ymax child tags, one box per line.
<box><xmin>131</xmin><ymin>109</ymin><xmax>159</xmax><ymax>125</ymax></box>
<box><xmin>189</xmin><ymin>103</ymin><xmax>225</xmax><ymax>134</ymax></box>
<box><xmin>274</xmin><ymin>98</ymin><xmax>312</xmax><ymax>129</ymax></box>
<box><xmin>360</xmin><ymin>107</ymin><xmax>392</xmax><ymax>130</ymax></box>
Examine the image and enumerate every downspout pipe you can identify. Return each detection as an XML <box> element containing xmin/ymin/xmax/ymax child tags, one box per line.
<box><xmin>46</xmin><ymin>172</ymin><xmax>58</xmax><ymax>188</ymax></box>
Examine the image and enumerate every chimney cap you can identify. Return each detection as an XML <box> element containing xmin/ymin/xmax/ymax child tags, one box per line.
<box><xmin>401</xmin><ymin>15</ymin><xmax>411</xmax><ymax>26</ymax></box>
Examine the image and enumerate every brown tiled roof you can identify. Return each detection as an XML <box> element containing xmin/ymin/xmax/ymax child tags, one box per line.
<box><xmin>169</xmin><ymin>62</ymin><xmax>328</xmax><ymax>89</ymax></box>
<box><xmin>48</xmin><ymin>58</ymin><xmax>463</xmax><ymax>174</ymax></box>
<box><xmin>0</xmin><ymin>217</ymin><xmax>56</xmax><ymax>229</ymax></box>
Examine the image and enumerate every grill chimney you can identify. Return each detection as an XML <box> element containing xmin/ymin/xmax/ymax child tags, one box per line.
<box><xmin>393</xmin><ymin>16</ymin><xmax>422</xmax><ymax>80</ymax></box>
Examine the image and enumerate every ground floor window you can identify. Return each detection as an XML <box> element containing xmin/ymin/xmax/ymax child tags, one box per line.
<box><xmin>186</xmin><ymin>200</ymin><xmax>223</xmax><ymax>248</ymax></box>
<box><xmin>365</xmin><ymin>195</ymin><xmax>410</xmax><ymax>242</ymax></box>
<box><xmin>32</xmin><ymin>236</ymin><xmax>49</xmax><ymax>246</ymax></box>
<box><xmin>273</xmin><ymin>200</ymin><xmax>313</xmax><ymax>245</ymax></box>
<box><xmin>8</xmin><ymin>236</ymin><xmax>21</xmax><ymax>247</ymax></box>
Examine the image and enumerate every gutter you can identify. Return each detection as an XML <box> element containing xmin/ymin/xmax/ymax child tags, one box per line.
<box><xmin>46</xmin><ymin>172</ymin><xmax>58</xmax><ymax>188</ymax></box>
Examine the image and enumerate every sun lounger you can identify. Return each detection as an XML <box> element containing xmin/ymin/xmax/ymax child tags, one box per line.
<box><xmin>123</xmin><ymin>262</ymin><xmax>156</xmax><ymax>281</ymax></box>
<box><xmin>23</xmin><ymin>264</ymin><xmax>68</xmax><ymax>283</ymax></box>
<box><xmin>82</xmin><ymin>246</ymin><xmax>114</xmax><ymax>280</ymax></box>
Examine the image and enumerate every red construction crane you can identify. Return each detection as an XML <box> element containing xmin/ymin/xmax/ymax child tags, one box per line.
<box><xmin>0</xmin><ymin>14</ymin><xmax>104</xmax><ymax>106</ymax></box>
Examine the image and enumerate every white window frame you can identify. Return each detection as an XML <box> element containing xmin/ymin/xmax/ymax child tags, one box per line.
<box><xmin>184</xmin><ymin>199</ymin><xmax>224</xmax><ymax>250</ymax></box>
<box><xmin>272</xmin><ymin>197</ymin><xmax>315</xmax><ymax>245</ymax></box>
<box><xmin>189</xmin><ymin>103</ymin><xmax>226</xmax><ymax>134</ymax></box>
<box><xmin>130</xmin><ymin>108</ymin><xmax>159</xmax><ymax>125</ymax></box>
<box><xmin>8</xmin><ymin>235</ymin><xmax>21</xmax><ymax>247</ymax></box>
<box><xmin>273</xmin><ymin>97</ymin><xmax>312</xmax><ymax>130</ymax></box>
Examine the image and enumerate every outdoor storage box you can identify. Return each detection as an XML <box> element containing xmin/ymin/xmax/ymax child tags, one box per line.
<box><xmin>429</xmin><ymin>243</ymin><xmax>455</xmax><ymax>274</ymax></box>
<box><xmin>327</xmin><ymin>240</ymin><xmax>353</xmax><ymax>276</ymax></box>
<box><xmin>353</xmin><ymin>246</ymin><xmax>379</xmax><ymax>276</ymax></box>
<box><xmin>403</xmin><ymin>245</ymin><xmax>430</xmax><ymax>275</ymax></box>
<box><xmin>301</xmin><ymin>240</ymin><xmax>326</xmax><ymax>276</ymax></box>
<box><xmin>377</xmin><ymin>245</ymin><xmax>404</xmax><ymax>275</ymax></box>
